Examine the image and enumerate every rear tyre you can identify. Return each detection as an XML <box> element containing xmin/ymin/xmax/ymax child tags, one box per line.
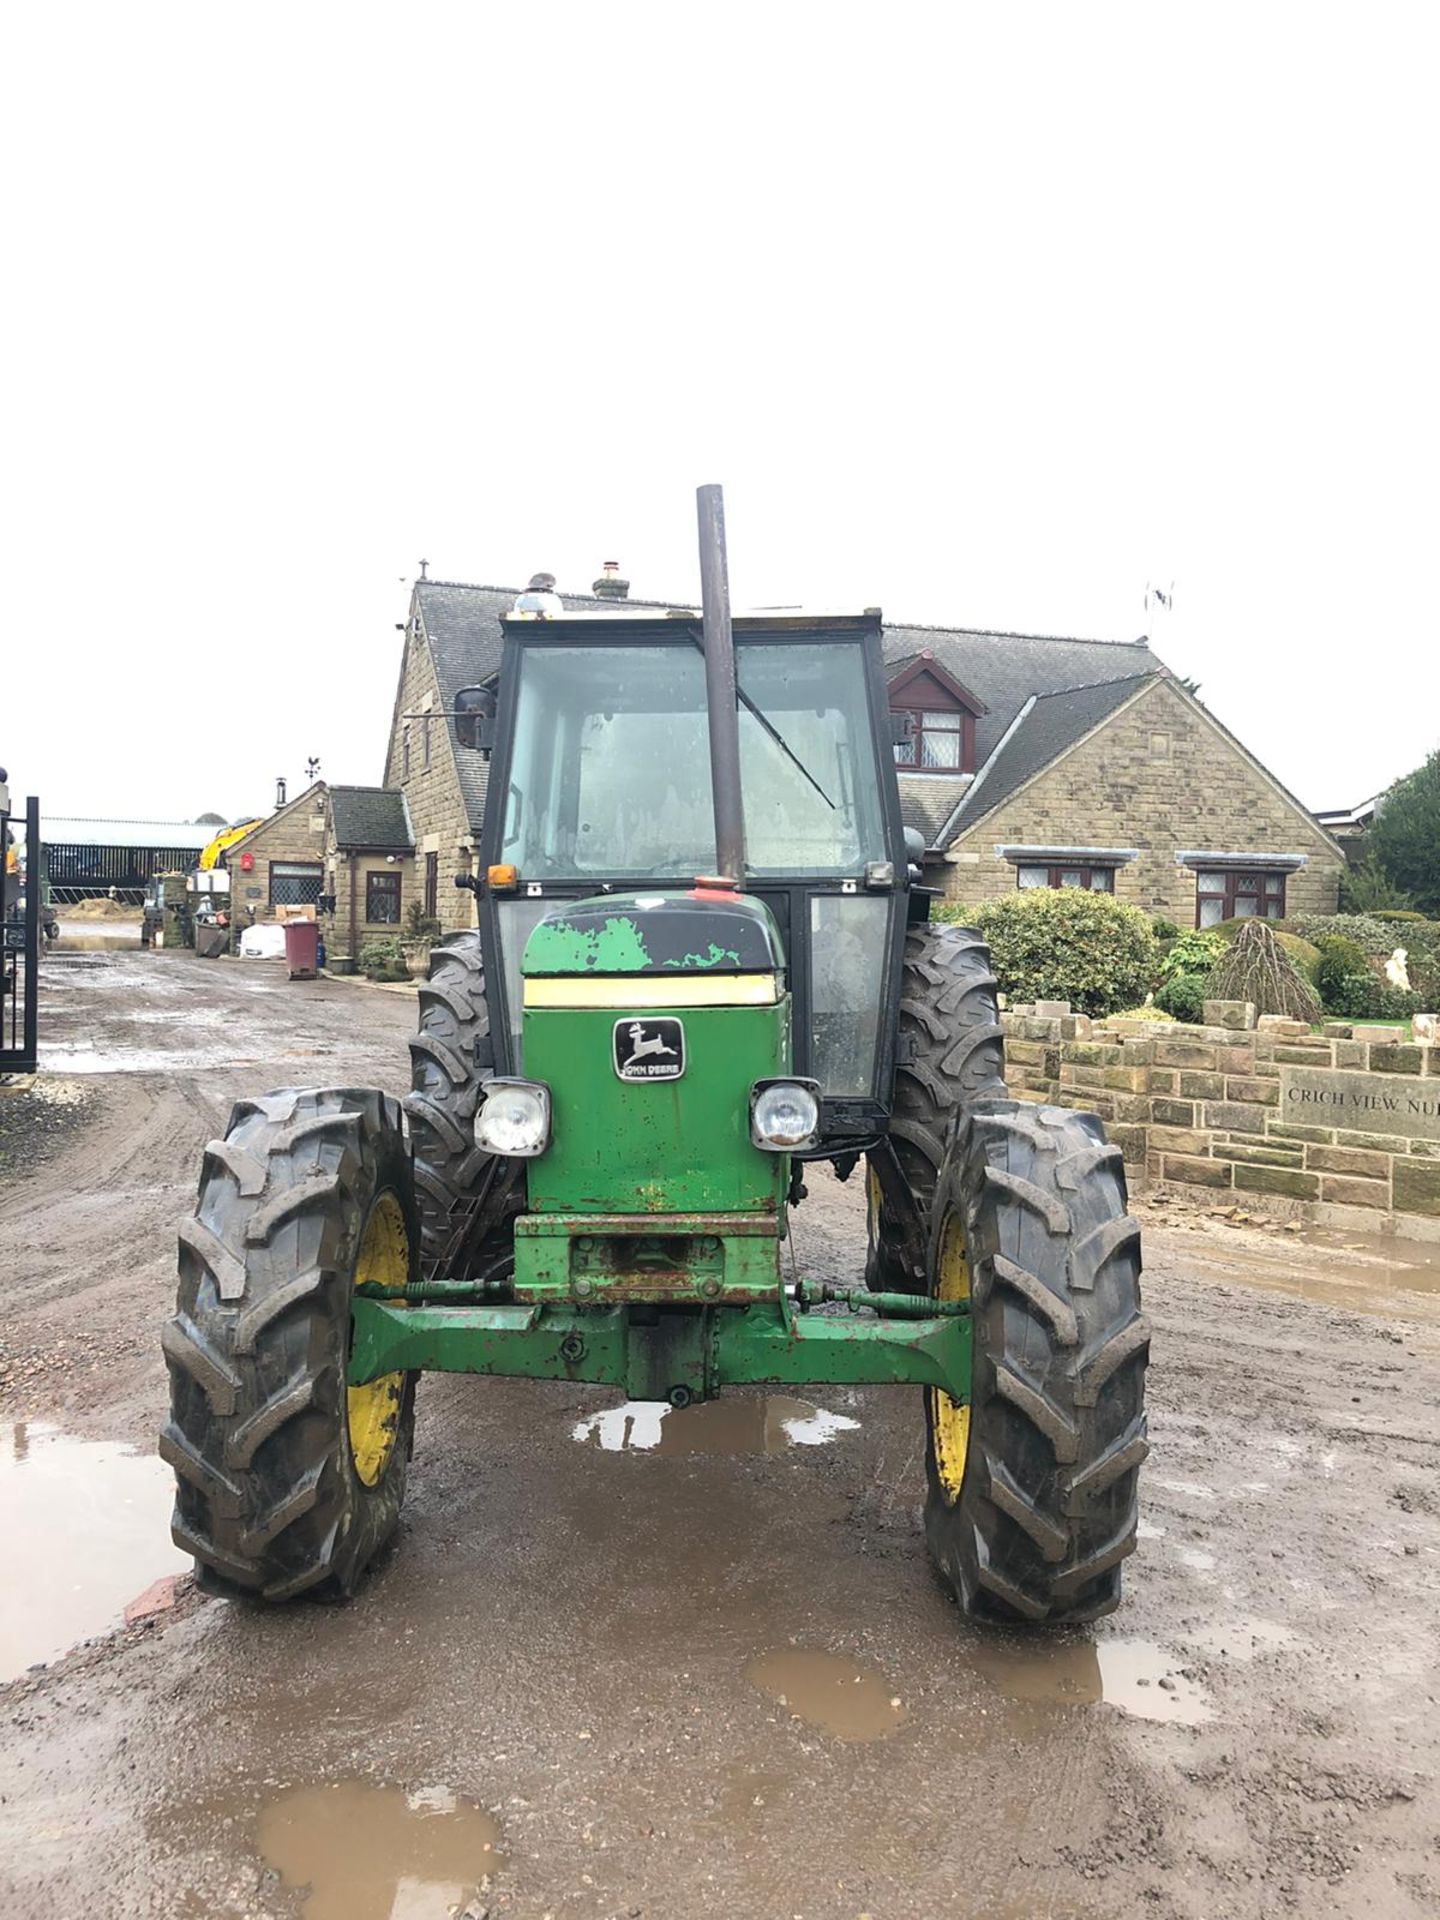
<box><xmin>405</xmin><ymin>934</ymin><xmax>522</xmax><ymax>1279</ymax></box>
<box><xmin>867</xmin><ymin>925</ymin><xmax>1007</xmax><ymax>1291</ymax></box>
<box><xmin>161</xmin><ymin>1087</ymin><xmax>417</xmax><ymax>1602</ymax></box>
<box><xmin>923</xmin><ymin>1102</ymin><xmax>1149</xmax><ymax>1624</ymax></box>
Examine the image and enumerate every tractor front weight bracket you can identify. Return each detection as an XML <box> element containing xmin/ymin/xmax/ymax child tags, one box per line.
<box><xmin>348</xmin><ymin>1294</ymin><xmax>971</xmax><ymax>1407</ymax></box>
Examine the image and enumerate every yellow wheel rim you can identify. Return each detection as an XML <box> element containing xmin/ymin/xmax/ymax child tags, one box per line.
<box><xmin>866</xmin><ymin>1165</ymin><xmax>883</xmax><ymax>1245</ymax></box>
<box><xmin>347</xmin><ymin>1191</ymin><xmax>409</xmax><ymax>1488</ymax></box>
<box><xmin>929</xmin><ymin>1209</ymin><xmax>971</xmax><ymax>1504</ymax></box>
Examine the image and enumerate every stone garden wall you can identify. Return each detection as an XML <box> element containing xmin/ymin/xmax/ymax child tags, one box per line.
<box><xmin>1000</xmin><ymin>1000</ymin><xmax>1440</xmax><ymax>1235</ymax></box>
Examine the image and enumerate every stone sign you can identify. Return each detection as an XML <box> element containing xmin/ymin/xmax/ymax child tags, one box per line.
<box><xmin>1280</xmin><ymin>1066</ymin><xmax>1440</xmax><ymax>1145</ymax></box>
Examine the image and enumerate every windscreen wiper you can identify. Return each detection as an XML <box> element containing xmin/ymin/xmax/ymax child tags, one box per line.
<box><xmin>687</xmin><ymin>636</ymin><xmax>836</xmax><ymax>810</ymax></box>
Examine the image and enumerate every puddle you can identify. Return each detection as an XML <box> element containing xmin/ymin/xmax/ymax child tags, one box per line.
<box><xmin>0</xmin><ymin>1422</ymin><xmax>189</xmax><ymax>1681</ymax></box>
<box><xmin>573</xmin><ymin>1394</ymin><xmax>860</xmax><ymax>1455</ymax></box>
<box><xmin>257</xmin><ymin>1780</ymin><xmax>504</xmax><ymax>1920</ymax></box>
<box><xmin>1192</xmin><ymin>1227</ymin><xmax>1440</xmax><ymax>1319</ymax></box>
<box><xmin>747</xmin><ymin>1648</ymin><xmax>907</xmax><ymax>1742</ymax></box>
<box><xmin>36</xmin><ymin>1041</ymin><xmax>261</xmax><ymax>1075</ymax></box>
<box><xmin>970</xmin><ymin>1634</ymin><xmax>1211</xmax><ymax>1726</ymax></box>
<box><xmin>707</xmin><ymin>1763</ymin><xmax>793</xmax><ymax>1828</ymax></box>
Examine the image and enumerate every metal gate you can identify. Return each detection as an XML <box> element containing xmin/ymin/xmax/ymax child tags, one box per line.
<box><xmin>2</xmin><ymin>795</ymin><xmax>40</xmax><ymax>1074</ymax></box>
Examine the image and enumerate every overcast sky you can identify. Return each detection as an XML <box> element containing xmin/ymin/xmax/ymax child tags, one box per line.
<box><xmin>5</xmin><ymin>4</ymin><xmax>1435</xmax><ymax>827</ymax></box>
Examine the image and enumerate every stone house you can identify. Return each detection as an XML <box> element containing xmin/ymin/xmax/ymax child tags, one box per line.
<box><xmin>381</xmin><ymin>577</ymin><xmax>1345</xmax><ymax>930</ymax></box>
<box><xmin>322</xmin><ymin>786</ymin><xmax>416</xmax><ymax>965</ymax></box>
<box><xmin>223</xmin><ymin>782</ymin><xmax>415</xmax><ymax>963</ymax></box>
<box><xmin>224</xmin><ymin>782</ymin><xmax>330</xmax><ymax>938</ymax></box>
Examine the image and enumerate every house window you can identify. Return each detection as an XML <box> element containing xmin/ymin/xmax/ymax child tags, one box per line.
<box><xmin>401</xmin><ymin>728</ymin><xmax>411</xmax><ymax>781</ymax></box>
<box><xmin>1195</xmin><ymin>869</ymin><xmax>1285</xmax><ymax>928</ymax></box>
<box><xmin>423</xmin><ymin>717</ymin><xmax>432</xmax><ymax>772</ymax></box>
<box><xmin>424</xmin><ymin>852</ymin><xmax>438</xmax><ymax>918</ymax></box>
<box><xmin>366</xmin><ymin>870</ymin><xmax>402</xmax><ymax>924</ymax></box>
<box><xmin>1017</xmin><ymin>864</ymin><xmax>1115</xmax><ymax>893</ymax></box>
<box><xmin>269</xmin><ymin>862</ymin><xmax>323</xmax><ymax>906</ymax></box>
<box><xmin>893</xmin><ymin>709</ymin><xmax>967</xmax><ymax>772</ymax></box>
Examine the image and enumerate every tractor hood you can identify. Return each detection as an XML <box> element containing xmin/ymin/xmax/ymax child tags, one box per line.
<box><xmin>521</xmin><ymin>891</ymin><xmax>784</xmax><ymax>981</ymax></box>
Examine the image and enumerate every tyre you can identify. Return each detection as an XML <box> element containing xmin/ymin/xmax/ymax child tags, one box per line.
<box><xmin>161</xmin><ymin>1087</ymin><xmax>417</xmax><ymax>1602</ymax></box>
<box><xmin>867</xmin><ymin>925</ymin><xmax>1007</xmax><ymax>1291</ymax></box>
<box><xmin>405</xmin><ymin>934</ymin><xmax>522</xmax><ymax>1281</ymax></box>
<box><xmin>923</xmin><ymin>1101</ymin><xmax>1149</xmax><ymax>1624</ymax></box>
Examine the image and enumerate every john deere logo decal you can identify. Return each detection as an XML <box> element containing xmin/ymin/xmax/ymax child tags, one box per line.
<box><xmin>613</xmin><ymin>1017</ymin><xmax>685</xmax><ymax>1082</ymax></box>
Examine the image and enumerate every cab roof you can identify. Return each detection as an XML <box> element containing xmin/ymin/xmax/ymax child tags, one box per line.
<box><xmin>499</xmin><ymin>609</ymin><xmax>882</xmax><ymax>637</ymax></box>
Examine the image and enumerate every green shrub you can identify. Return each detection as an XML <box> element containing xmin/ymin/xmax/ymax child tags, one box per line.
<box><xmin>1324</xmin><ymin>972</ymin><xmax>1420</xmax><ymax>1021</ymax></box>
<box><xmin>1377</xmin><ymin>984</ymin><xmax>1422</xmax><ymax>1018</ymax></box>
<box><xmin>1315</xmin><ymin>933</ymin><xmax>1369</xmax><ymax>973</ymax></box>
<box><xmin>405</xmin><ymin>902</ymin><xmax>443</xmax><ymax>941</ymax></box>
<box><xmin>1275</xmin><ymin>931</ymin><xmax>1323</xmax><ymax>983</ymax></box>
<box><xmin>929</xmin><ymin>900</ymin><xmax>976</xmax><ymax>928</ymax></box>
<box><xmin>1207</xmin><ymin>919</ymin><xmax>1322</xmax><ymax>1022</ymax></box>
<box><xmin>967</xmin><ymin>888</ymin><xmax>1159</xmax><ymax>1017</ymax></box>
<box><xmin>1151</xmin><ymin>916</ymin><xmax>1180</xmax><ymax>941</ymax></box>
<box><xmin>1157</xmin><ymin>929</ymin><xmax>1224</xmax><ymax>984</ymax></box>
<box><xmin>359</xmin><ymin>936</ymin><xmax>410</xmax><ymax>982</ymax></box>
<box><xmin>1154</xmin><ymin>972</ymin><xmax>1209</xmax><ymax>1023</ymax></box>
<box><xmin>1339</xmin><ymin>850</ymin><xmax>1415</xmax><ymax>914</ymax></box>
<box><xmin>1372</xmin><ymin>909</ymin><xmax>1429</xmax><ymax>924</ymax></box>
<box><xmin>1292</xmin><ymin>912</ymin><xmax>1397</xmax><ymax>956</ymax></box>
<box><xmin>1315</xmin><ymin>933</ymin><xmax>1370</xmax><ymax>1011</ymax></box>
<box><xmin>1112</xmin><ymin>1003</ymin><xmax>1176</xmax><ymax>1022</ymax></box>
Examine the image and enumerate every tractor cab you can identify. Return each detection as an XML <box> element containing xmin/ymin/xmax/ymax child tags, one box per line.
<box><xmin>470</xmin><ymin>610</ymin><xmax>911</xmax><ymax>1152</ymax></box>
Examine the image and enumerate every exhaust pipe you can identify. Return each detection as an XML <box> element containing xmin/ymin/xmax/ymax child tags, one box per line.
<box><xmin>695</xmin><ymin>483</ymin><xmax>745</xmax><ymax>887</ymax></box>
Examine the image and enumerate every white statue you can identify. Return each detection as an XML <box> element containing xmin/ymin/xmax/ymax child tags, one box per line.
<box><xmin>1385</xmin><ymin>947</ymin><xmax>1410</xmax><ymax>992</ymax></box>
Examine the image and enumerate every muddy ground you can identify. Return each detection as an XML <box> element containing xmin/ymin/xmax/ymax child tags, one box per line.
<box><xmin>1</xmin><ymin>948</ymin><xmax>1437</xmax><ymax>1919</ymax></box>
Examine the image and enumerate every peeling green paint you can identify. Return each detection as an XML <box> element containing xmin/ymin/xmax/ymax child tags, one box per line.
<box><xmin>524</xmin><ymin>916</ymin><xmax>651</xmax><ymax>974</ymax></box>
<box><xmin>663</xmin><ymin>943</ymin><xmax>743</xmax><ymax>969</ymax></box>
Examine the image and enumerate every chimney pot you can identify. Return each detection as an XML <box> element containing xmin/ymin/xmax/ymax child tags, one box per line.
<box><xmin>593</xmin><ymin>560</ymin><xmax>630</xmax><ymax>601</ymax></box>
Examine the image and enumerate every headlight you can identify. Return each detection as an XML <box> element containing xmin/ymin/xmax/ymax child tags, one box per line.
<box><xmin>750</xmin><ymin>1079</ymin><xmax>821</xmax><ymax>1152</ymax></box>
<box><xmin>475</xmin><ymin>1079</ymin><xmax>551</xmax><ymax>1157</ymax></box>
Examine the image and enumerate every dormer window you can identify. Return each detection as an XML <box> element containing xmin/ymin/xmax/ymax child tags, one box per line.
<box><xmin>894</xmin><ymin>709</ymin><xmax>965</xmax><ymax>771</ymax></box>
<box><xmin>887</xmin><ymin>653</ymin><xmax>986</xmax><ymax>776</ymax></box>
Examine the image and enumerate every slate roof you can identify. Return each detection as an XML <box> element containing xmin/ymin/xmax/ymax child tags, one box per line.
<box><xmin>944</xmin><ymin>674</ymin><xmax>1156</xmax><ymax>841</ymax></box>
<box><xmin>878</xmin><ymin>626</ymin><xmax>1155</xmax><ymax>775</ymax></box>
<box><xmin>330</xmin><ymin>786</ymin><xmax>414</xmax><ymax>852</ymax></box>
<box><xmin>407</xmin><ymin>582</ymin><xmax>1162</xmax><ymax>845</ymax></box>
<box><xmin>897</xmin><ymin>772</ymin><xmax>974</xmax><ymax>846</ymax></box>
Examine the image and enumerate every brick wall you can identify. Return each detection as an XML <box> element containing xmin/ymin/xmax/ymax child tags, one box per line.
<box><xmin>383</xmin><ymin>622</ymin><xmax>479</xmax><ymax>936</ymax></box>
<box><xmin>945</xmin><ymin>679</ymin><xmax>1344</xmax><ymax>923</ymax></box>
<box><xmin>1001</xmin><ymin>1004</ymin><xmax>1440</xmax><ymax>1230</ymax></box>
<box><xmin>228</xmin><ymin>786</ymin><xmax>329</xmax><ymax>940</ymax></box>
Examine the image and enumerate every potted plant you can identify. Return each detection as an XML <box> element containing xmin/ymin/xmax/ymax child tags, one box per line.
<box><xmin>401</xmin><ymin>902</ymin><xmax>443</xmax><ymax>978</ymax></box>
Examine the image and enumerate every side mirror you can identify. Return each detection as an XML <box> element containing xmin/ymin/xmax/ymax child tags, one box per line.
<box><xmin>903</xmin><ymin>827</ymin><xmax>925</xmax><ymax>863</ymax></box>
<box><xmin>454</xmin><ymin>685</ymin><xmax>497</xmax><ymax>753</ymax></box>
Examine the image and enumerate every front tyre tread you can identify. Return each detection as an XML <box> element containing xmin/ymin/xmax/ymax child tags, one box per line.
<box><xmin>924</xmin><ymin>1101</ymin><xmax>1149</xmax><ymax>1625</ymax></box>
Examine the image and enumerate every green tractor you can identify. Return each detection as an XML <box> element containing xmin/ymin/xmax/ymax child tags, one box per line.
<box><xmin>163</xmin><ymin>488</ymin><xmax>1148</xmax><ymax>1622</ymax></box>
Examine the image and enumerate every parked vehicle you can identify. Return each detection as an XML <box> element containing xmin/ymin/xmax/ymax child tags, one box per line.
<box><xmin>164</xmin><ymin>489</ymin><xmax>1148</xmax><ymax>1620</ymax></box>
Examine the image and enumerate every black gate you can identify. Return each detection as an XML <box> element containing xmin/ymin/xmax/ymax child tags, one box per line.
<box><xmin>2</xmin><ymin>795</ymin><xmax>40</xmax><ymax>1074</ymax></box>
